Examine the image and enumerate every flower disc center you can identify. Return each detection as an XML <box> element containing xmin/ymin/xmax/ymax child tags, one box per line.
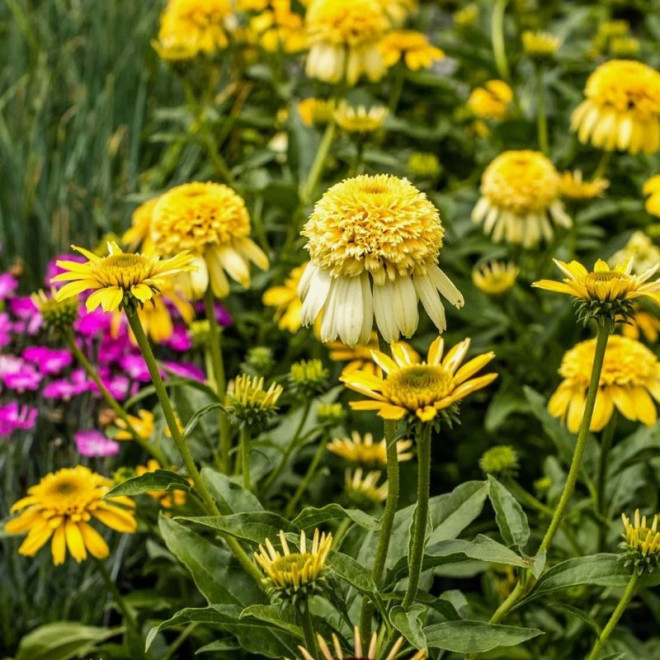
<box><xmin>382</xmin><ymin>365</ymin><xmax>452</xmax><ymax>409</ymax></box>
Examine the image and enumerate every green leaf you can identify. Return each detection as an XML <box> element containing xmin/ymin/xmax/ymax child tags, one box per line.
<box><xmin>488</xmin><ymin>476</ymin><xmax>530</xmax><ymax>551</ymax></box>
<box><xmin>327</xmin><ymin>551</ymin><xmax>386</xmax><ymax>617</ymax></box>
<box><xmin>105</xmin><ymin>470</ymin><xmax>192</xmax><ymax>499</ymax></box>
<box><xmin>201</xmin><ymin>467</ymin><xmax>264</xmax><ymax>514</ymax></box>
<box><xmin>159</xmin><ymin>515</ymin><xmax>262</xmax><ymax>606</ymax></box>
<box><xmin>195</xmin><ymin>638</ymin><xmax>241</xmax><ymax>654</ymax></box>
<box><xmin>184</xmin><ymin>403</ymin><xmax>226</xmax><ymax>437</ymax></box>
<box><xmin>240</xmin><ymin>604</ymin><xmax>302</xmax><ymax>638</ymax></box>
<box><xmin>390</xmin><ymin>605</ymin><xmax>427</xmax><ymax>650</ymax></box>
<box><xmin>523</xmin><ymin>387</ymin><xmax>575</xmax><ymax>464</ymax></box>
<box><xmin>293</xmin><ymin>504</ymin><xmax>380</xmax><ymax>531</ymax></box>
<box><xmin>15</xmin><ymin>622</ymin><xmax>119</xmax><ymax>660</ymax></box>
<box><xmin>179</xmin><ymin>512</ymin><xmax>295</xmax><ymax>544</ymax></box>
<box><xmin>425</xmin><ymin>620</ymin><xmax>544</xmax><ymax>652</ymax></box>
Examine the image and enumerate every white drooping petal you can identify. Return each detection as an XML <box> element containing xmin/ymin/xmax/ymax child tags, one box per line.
<box><xmin>299</xmin><ymin>264</ymin><xmax>332</xmax><ymax>327</ymax></box>
<box><xmin>373</xmin><ymin>280</ymin><xmax>398</xmax><ymax>343</ymax></box>
<box><xmin>414</xmin><ymin>273</ymin><xmax>447</xmax><ymax>332</ymax></box>
<box><xmin>392</xmin><ymin>276</ymin><xmax>419</xmax><ymax>338</ymax></box>
<box><xmin>358</xmin><ymin>273</ymin><xmax>374</xmax><ymax>345</ymax></box>
<box><xmin>336</xmin><ymin>276</ymin><xmax>366</xmax><ymax>347</ymax></box>
<box><xmin>427</xmin><ymin>265</ymin><xmax>464</xmax><ymax>309</ymax></box>
<box><xmin>320</xmin><ymin>278</ymin><xmax>342</xmax><ymax>342</ymax></box>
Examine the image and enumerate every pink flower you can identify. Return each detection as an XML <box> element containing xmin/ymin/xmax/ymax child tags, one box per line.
<box><xmin>0</xmin><ymin>313</ymin><xmax>12</xmax><ymax>348</ymax></box>
<box><xmin>0</xmin><ymin>357</ymin><xmax>42</xmax><ymax>392</ymax></box>
<box><xmin>194</xmin><ymin>301</ymin><xmax>233</xmax><ymax>326</ymax></box>
<box><xmin>9</xmin><ymin>297</ymin><xmax>42</xmax><ymax>335</ymax></box>
<box><xmin>74</xmin><ymin>429</ymin><xmax>120</xmax><ymax>457</ymax></box>
<box><xmin>164</xmin><ymin>325</ymin><xmax>192</xmax><ymax>352</ymax></box>
<box><xmin>46</xmin><ymin>253</ymin><xmax>85</xmax><ymax>288</ymax></box>
<box><xmin>162</xmin><ymin>361</ymin><xmax>206</xmax><ymax>382</ymax></box>
<box><xmin>74</xmin><ymin>308</ymin><xmax>109</xmax><ymax>336</ymax></box>
<box><xmin>23</xmin><ymin>347</ymin><xmax>73</xmax><ymax>375</ymax></box>
<box><xmin>0</xmin><ymin>402</ymin><xmax>38</xmax><ymax>436</ymax></box>
<box><xmin>43</xmin><ymin>369</ymin><xmax>92</xmax><ymax>400</ymax></box>
<box><xmin>0</xmin><ymin>273</ymin><xmax>18</xmax><ymax>300</ymax></box>
<box><xmin>120</xmin><ymin>354</ymin><xmax>151</xmax><ymax>382</ymax></box>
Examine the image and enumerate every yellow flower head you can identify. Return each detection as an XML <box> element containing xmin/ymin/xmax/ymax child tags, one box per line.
<box><xmin>522</xmin><ymin>30</ymin><xmax>561</xmax><ymax>58</ymax></box>
<box><xmin>263</xmin><ymin>263</ymin><xmax>307</xmax><ymax>332</ymax></box>
<box><xmin>150</xmin><ymin>182</ymin><xmax>269</xmax><ymax>300</ymax></box>
<box><xmin>327</xmin><ymin>430</ymin><xmax>414</xmax><ymax>465</ymax></box>
<box><xmin>123</xmin><ymin>198</ymin><xmax>159</xmax><ymax>251</ymax></box>
<box><xmin>52</xmin><ymin>242</ymin><xmax>195</xmax><ymax>313</ymax></box>
<box><xmin>621</xmin><ymin>303</ymin><xmax>660</xmax><ymax>344</ymax></box>
<box><xmin>305</xmin><ymin>0</ymin><xmax>389</xmax><ymax>85</ymax></box>
<box><xmin>249</xmin><ymin>0</ymin><xmax>307</xmax><ymax>53</ymax></box>
<box><xmin>341</xmin><ymin>337</ymin><xmax>497</xmax><ymax>423</ymax></box>
<box><xmin>472</xmin><ymin>151</ymin><xmax>571</xmax><ymax>247</ymax></box>
<box><xmin>620</xmin><ymin>509</ymin><xmax>660</xmax><ymax>574</ymax></box>
<box><xmin>548</xmin><ymin>335</ymin><xmax>660</xmax><ymax>432</ymax></box>
<box><xmin>300</xmin><ymin>174</ymin><xmax>463</xmax><ymax>345</ymax></box>
<box><xmin>255</xmin><ymin>529</ymin><xmax>332</xmax><ymax>600</ymax></box>
<box><xmin>4</xmin><ymin>466</ymin><xmax>136</xmax><ymax>565</ymax></box>
<box><xmin>32</xmin><ymin>289</ymin><xmax>78</xmax><ymax>332</ymax></box>
<box><xmin>345</xmin><ymin>468</ymin><xmax>388</xmax><ymax>506</ymax></box>
<box><xmin>571</xmin><ymin>60</ymin><xmax>660</xmax><ymax>155</ymax></box>
<box><xmin>227</xmin><ymin>374</ymin><xmax>283</xmax><ymax>428</ymax></box>
<box><xmin>559</xmin><ymin>170</ymin><xmax>609</xmax><ymax>202</ymax></box>
<box><xmin>379</xmin><ymin>30</ymin><xmax>445</xmax><ymax>71</ymax></box>
<box><xmin>479</xmin><ymin>445</ymin><xmax>519</xmax><ymax>477</ymax></box>
<box><xmin>609</xmin><ymin>231</ymin><xmax>660</xmax><ymax>276</ymax></box>
<box><xmin>610</xmin><ymin>36</ymin><xmax>640</xmax><ymax>57</ymax></box>
<box><xmin>472</xmin><ymin>261</ymin><xmax>519</xmax><ymax>296</ymax></box>
<box><xmin>644</xmin><ymin>175</ymin><xmax>660</xmax><ymax>218</ymax></box>
<box><xmin>297</xmin><ymin>98</ymin><xmax>336</xmax><ymax>127</ymax></box>
<box><xmin>115</xmin><ymin>409</ymin><xmax>155</xmax><ymax>441</ymax></box>
<box><xmin>375</xmin><ymin>0</ymin><xmax>416</xmax><ymax>27</ymax></box>
<box><xmin>334</xmin><ymin>103</ymin><xmax>388</xmax><ymax>133</ymax></box>
<box><xmin>154</xmin><ymin>0</ymin><xmax>234</xmax><ymax>60</ymax></box>
<box><xmin>454</xmin><ymin>4</ymin><xmax>478</xmax><ymax>27</ymax></box>
<box><xmin>299</xmin><ymin>626</ymin><xmax>425</xmax><ymax>660</ymax></box>
<box><xmin>467</xmin><ymin>80</ymin><xmax>513</xmax><ymax>120</ymax></box>
<box><xmin>407</xmin><ymin>152</ymin><xmax>441</xmax><ymax>180</ymax></box>
<box><xmin>135</xmin><ymin>459</ymin><xmax>188</xmax><ymax>508</ymax></box>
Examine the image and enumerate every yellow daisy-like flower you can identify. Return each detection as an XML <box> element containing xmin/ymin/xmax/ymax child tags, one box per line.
<box><xmin>334</xmin><ymin>103</ymin><xmax>388</xmax><ymax>133</ymax></box>
<box><xmin>299</xmin><ymin>627</ymin><xmax>425</xmax><ymax>660</ymax></box>
<box><xmin>254</xmin><ymin>529</ymin><xmax>332</xmax><ymax>598</ymax></box>
<box><xmin>472</xmin><ymin>150</ymin><xmax>572</xmax><ymax>247</ymax></box>
<box><xmin>609</xmin><ymin>231</ymin><xmax>660</xmax><ymax>277</ymax></box>
<box><xmin>548</xmin><ymin>335</ymin><xmax>660</xmax><ymax>432</ymax></box>
<box><xmin>305</xmin><ymin>0</ymin><xmax>389</xmax><ymax>86</ymax></box>
<box><xmin>571</xmin><ymin>60</ymin><xmax>660</xmax><ymax>155</ymax></box>
<box><xmin>621</xmin><ymin>303</ymin><xmax>660</xmax><ymax>344</ymax></box>
<box><xmin>32</xmin><ymin>289</ymin><xmax>78</xmax><ymax>332</ymax></box>
<box><xmin>123</xmin><ymin>198</ymin><xmax>159</xmax><ymax>251</ymax></box>
<box><xmin>299</xmin><ymin>174</ymin><xmax>464</xmax><ymax>345</ymax></box>
<box><xmin>533</xmin><ymin>258</ymin><xmax>660</xmax><ymax>304</ymax></box>
<box><xmin>4</xmin><ymin>466</ymin><xmax>136</xmax><ymax>565</ymax></box>
<box><xmin>227</xmin><ymin>374</ymin><xmax>283</xmax><ymax>428</ymax></box>
<box><xmin>135</xmin><ymin>460</ymin><xmax>188</xmax><ymax>508</ymax></box>
<box><xmin>341</xmin><ymin>337</ymin><xmax>497</xmax><ymax>422</ymax></box>
<box><xmin>249</xmin><ymin>0</ymin><xmax>307</xmax><ymax>53</ymax></box>
<box><xmin>154</xmin><ymin>0</ymin><xmax>234</xmax><ymax>61</ymax></box>
<box><xmin>345</xmin><ymin>468</ymin><xmax>388</xmax><ymax>506</ymax></box>
<box><xmin>559</xmin><ymin>170</ymin><xmax>609</xmax><ymax>202</ymax></box>
<box><xmin>522</xmin><ymin>30</ymin><xmax>561</xmax><ymax>58</ymax></box>
<box><xmin>150</xmin><ymin>182</ymin><xmax>269</xmax><ymax>300</ymax></box>
<box><xmin>52</xmin><ymin>243</ymin><xmax>195</xmax><ymax>313</ymax></box>
<box><xmin>115</xmin><ymin>410</ymin><xmax>154</xmax><ymax>441</ymax></box>
<box><xmin>620</xmin><ymin>509</ymin><xmax>660</xmax><ymax>573</ymax></box>
<box><xmin>467</xmin><ymin>80</ymin><xmax>513</xmax><ymax>120</ymax></box>
<box><xmin>327</xmin><ymin>430</ymin><xmax>414</xmax><ymax>465</ymax></box>
<box><xmin>472</xmin><ymin>261</ymin><xmax>519</xmax><ymax>296</ymax></box>
<box><xmin>379</xmin><ymin>30</ymin><xmax>445</xmax><ymax>71</ymax></box>
<box><xmin>297</xmin><ymin>98</ymin><xmax>336</xmax><ymax>127</ymax></box>
<box><xmin>644</xmin><ymin>175</ymin><xmax>660</xmax><ymax>218</ymax></box>
<box><xmin>375</xmin><ymin>0</ymin><xmax>416</xmax><ymax>27</ymax></box>
<box><xmin>263</xmin><ymin>263</ymin><xmax>307</xmax><ymax>332</ymax></box>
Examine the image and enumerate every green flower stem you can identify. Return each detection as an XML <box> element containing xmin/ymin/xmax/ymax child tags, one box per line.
<box><xmin>586</xmin><ymin>570</ymin><xmax>641</xmax><ymax>660</ymax></box>
<box><xmin>487</xmin><ymin>580</ymin><xmax>527</xmax><ymax>626</ymax></box>
<box><xmin>402</xmin><ymin>423</ymin><xmax>432</xmax><ymax>608</ymax></box>
<box><xmin>203</xmin><ymin>286</ymin><xmax>232</xmax><ymax>474</ymax></box>
<box><xmin>240</xmin><ymin>426</ymin><xmax>251</xmax><ymax>491</ymax></box>
<box><xmin>388</xmin><ymin>64</ymin><xmax>406</xmax><ymax>114</ymax></box>
<box><xmin>492</xmin><ymin>0</ymin><xmax>511</xmax><ymax>82</ymax></box>
<box><xmin>593</xmin><ymin>151</ymin><xmax>612</xmax><ymax>181</ymax></box>
<box><xmin>125</xmin><ymin>307</ymin><xmax>264</xmax><ymax>586</ymax></box>
<box><xmin>96</xmin><ymin>559</ymin><xmax>150</xmax><ymax>660</ymax></box>
<box><xmin>333</xmin><ymin>518</ymin><xmax>352</xmax><ymax>549</ymax></box>
<box><xmin>535</xmin><ymin>65</ymin><xmax>549</xmax><ymax>155</ymax></box>
<box><xmin>284</xmin><ymin>434</ymin><xmax>328</xmax><ymax>518</ymax></box>
<box><xmin>300</xmin><ymin>121</ymin><xmax>336</xmax><ymax>206</ymax></box>
<box><xmin>262</xmin><ymin>400</ymin><xmax>312</xmax><ymax>495</ymax></box>
<box><xmin>596</xmin><ymin>413</ymin><xmax>617</xmax><ymax>552</ymax></box>
<box><xmin>538</xmin><ymin>320</ymin><xmax>611</xmax><ymax>554</ymax></box>
<box><xmin>359</xmin><ymin>419</ymin><xmax>400</xmax><ymax>639</ymax></box>
<box><xmin>65</xmin><ymin>329</ymin><xmax>167</xmax><ymax>467</ymax></box>
<box><xmin>298</xmin><ymin>600</ymin><xmax>318</xmax><ymax>658</ymax></box>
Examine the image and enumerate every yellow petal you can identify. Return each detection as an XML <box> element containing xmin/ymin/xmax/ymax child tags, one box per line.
<box><xmin>65</xmin><ymin>519</ymin><xmax>87</xmax><ymax>563</ymax></box>
<box><xmin>92</xmin><ymin>503</ymin><xmax>137</xmax><ymax>533</ymax></box>
<box><xmin>51</xmin><ymin>524</ymin><xmax>67</xmax><ymax>565</ymax></box>
<box><xmin>79</xmin><ymin>522</ymin><xmax>110</xmax><ymax>559</ymax></box>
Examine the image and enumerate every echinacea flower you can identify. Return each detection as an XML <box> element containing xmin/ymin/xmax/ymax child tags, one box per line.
<box><xmin>297</xmin><ymin>98</ymin><xmax>336</xmax><ymax>127</ymax></box>
<box><xmin>621</xmin><ymin>303</ymin><xmax>660</xmax><ymax>344</ymax></box>
<box><xmin>74</xmin><ymin>430</ymin><xmax>120</xmax><ymax>458</ymax></box>
<box><xmin>334</xmin><ymin>103</ymin><xmax>388</xmax><ymax>133</ymax></box>
<box><xmin>472</xmin><ymin>150</ymin><xmax>571</xmax><ymax>247</ymax></box>
<box><xmin>644</xmin><ymin>175</ymin><xmax>660</xmax><ymax>218</ymax></box>
<box><xmin>150</xmin><ymin>182</ymin><xmax>269</xmax><ymax>299</ymax></box>
<box><xmin>559</xmin><ymin>170</ymin><xmax>609</xmax><ymax>202</ymax></box>
<box><xmin>522</xmin><ymin>30</ymin><xmax>561</xmax><ymax>58</ymax></box>
<box><xmin>249</xmin><ymin>0</ymin><xmax>307</xmax><ymax>53</ymax></box>
<box><xmin>609</xmin><ymin>232</ymin><xmax>660</xmax><ymax>280</ymax></box>
<box><xmin>114</xmin><ymin>409</ymin><xmax>155</xmax><ymax>441</ymax></box>
<box><xmin>341</xmin><ymin>337</ymin><xmax>497</xmax><ymax>422</ymax></box>
<box><xmin>479</xmin><ymin>445</ymin><xmax>519</xmax><ymax>478</ymax></box>
<box><xmin>379</xmin><ymin>30</ymin><xmax>444</xmax><ymax>71</ymax></box>
<box><xmin>263</xmin><ymin>263</ymin><xmax>307</xmax><ymax>332</ymax></box>
<box><xmin>254</xmin><ymin>529</ymin><xmax>332</xmax><ymax>600</ymax></box>
<box><xmin>571</xmin><ymin>60</ymin><xmax>660</xmax><ymax>155</ymax></box>
<box><xmin>407</xmin><ymin>152</ymin><xmax>441</xmax><ymax>180</ymax></box>
<box><xmin>305</xmin><ymin>0</ymin><xmax>389</xmax><ymax>86</ymax></box>
<box><xmin>299</xmin><ymin>174</ymin><xmax>463</xmax><ymax>345</ymax></box>
<box><xmin>227</xmin><ymin>374</ymin><xmax>283</xmax><ymax>429</ymax></box>
<box><xmin>52</xmin><ymin>243</ymin><xmax>195</xmax><ymax>313</ymax></box>
<box><xmin>472</xmin><ymin>261</ymin><xmax>519</xmax><ymax>296</ymax></box>
<box><xmin>548</xmin><ymin>335</ymin><xmax>660</xmax><ymax>432</ymax></box>
<box><xmin>467</xmin><ymin>80</ymin><xmax>513</xmax><ymax>120</ymax></box>
<box><xmin>4</xmin><ymin>466</ymin><xmax>136</xmax><ymax>565</ymax></box>
<box><xmin>620</xmin><ymin>509</ymin><xmax>660</xmax><ymax>574</ymax></box>
<box><xmin>327</xmin><ymin>430</ymin><xmax>413</xmax><ymax>465</ymax></box>
<box><xmin>345</xmin><ymin>468</ymin><xmax>388</xmax><ymax>506</ymax></box>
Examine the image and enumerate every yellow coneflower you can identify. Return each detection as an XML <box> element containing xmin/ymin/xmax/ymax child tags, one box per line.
<box><xmin>153</xmin><ymin>0</ymin><xmax>235</xmax><ymax>61</ymax></box>
<box><xmin>297</xmin><ymin>98</ymin><xmax>336</xmax><ymax>127</ymax></box>
<box><xmin>227</xmin><ymin>374</ymin><xmax>283</xmax><ymax>428</ymax></box>
<box><xmin>305</xmin><ymin>0</ymin><xmax>389</xmax><ymax>85</ymax></box>
<box><xmin>407</xmin><ymin>152</ymin><xmax>441</xmax><ymax>180</ymax></box>
<box><xmin>327</xmin><ymin>430</ymin><xmax>414</xmax><ymax>465</ymax></box>
<box><xmin>249</xmin><ymin>0</ymin><xmax>307</xmax><ymax>53</ymax></box>
<box><xmin>254</xmin><ymin>529</ymin><xmax>332</xmax><ymax>599</ymax></box>
<box><xmin>334</xmin><ymin>103</ymin><xmax>388</xmax><ymax>133</ymax></box>
<box><xmin>114</xmin><ymin>409</ymin><xmax>155</xmax><ymax>441</ymax></box>
<box><xmin>548</xmin><ymin>335</ymin><xmax>660</xmax><ymax>432</ymax></box>
<box><xmin>299</xmin><ymin>174</ymin><xmax>464</xmax><ymax>345</ymax></box>
<box><xmin>345</xmin><ymin>468</ymin><xmax>388</xmax><ymax>506</ymax></box>
<box><xmin>150</xmin><ymin>182</ymin><xmax>269</xmax><ymax>300</ymax></box>
<box><xmin>380</xmin><ymin>30</ymin><xmax>444</xmax><ymax>71</ymax></box>
<box><xmin>620</xmin><ymin>510</ymin><xmax>660</xmax><ymax>573</ymax></box>
<box><xmin>52</xmin><ymin>243</ymin><xmax>195</xmax><ymax>313</ymax></box>
<box><xmin>621</xmin><ymin>303</ymin><xmax>660</xmax><ymax>343</ymax></box>
<box><xmin>263</xmin><ymin>263</ymin><xmax>307</xmax><ymax>333</ymax></box>
<box><xmin>467</xmin><ymin>80</ymin><xmax>513</xmax><ymax>120</ymax></box>
<box><xmin>644</xmin><ymin>175</ymin><xmax>660</xmax><ymax>218</ymax></box>
<box><xmin>472</xmin><ymin>150</ymin><xmax>572</xmax><ymax>247</ymax></box>
<box><xmin>522</xmin><ymin>30</ymin><xmax>561</xmax><ymax>58</ymax></box>
<box><xmin>559</xmin><ymin>170</ymin><xmax>609</xmax><ymax>202</ymax></box>
<box><xmin>4</xmin><ymin>466</ymin><xmax>136</xmax><ymax>565</ymax></box>
<box><xmin>341</xmin><ymin>337</ymin><xmax>497</xmax><ymax>422</ymax></box>
<box><xmin>479</xmin><ymin>445</ymin><xmax>519</xmax><ymax>478</ymax></box>
<box><xmin>135</xmin><ymin>459</ymin><xmax>188</xmax><ymax>508</ymax></box>
<box><xmin>472</xmin><ymin>261</ymin><xmax>519</xmax><ymax>296</ymax></box>
<box><xmin>32</xmin><ymin>289</ymin><xmax>78</xmax><ymax>332</ymax></box>
<box><xmin>123</xmin><ymin>198</ymin><xmax>159</xmax><ymax>251</ymax></box>
<box><xmin>571</xmin><ymin>60</ymin><xmax>660</xmax><ymax>155</ymax></box>
<box><xmin>609</xmin><ymin>231</ymin><xmax>660</xmax><ymax>280</ymax></box>
<box><xmin>298</xmin><ymin>626</ymin><xmax>425</xmax><ymax>660</ymax></box>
